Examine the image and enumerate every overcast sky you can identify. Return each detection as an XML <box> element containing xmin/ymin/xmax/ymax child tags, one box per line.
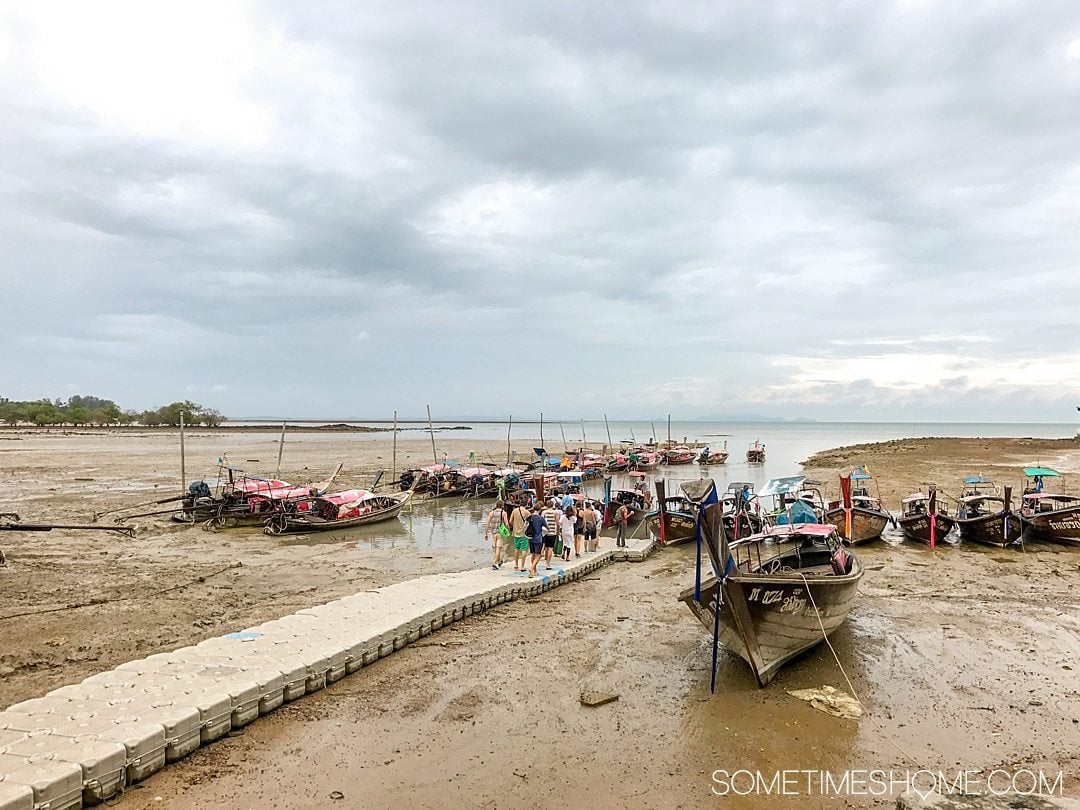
<box><xmin>3</xmin><ymin>1</ymin><xmax>1080</xmax><ymax>422</ymax></box>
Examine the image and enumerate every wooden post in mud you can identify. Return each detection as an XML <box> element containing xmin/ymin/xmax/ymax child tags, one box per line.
<box><xmin>275</xmin><ymin>421</ymin><xmax>286</xmax><ymax>479</ymax></box>
<box><xmin>506</xmin><ymin>414</ymin><xmax>513</xmax><ymax>465</ymax></box>
<box><xmin>427</xmin><ymin>405</ymin><xmax>438</xmax><ymax>465</ymax></box>
<box><xmin>179</xmin><ymin>411</ymin><xmax>186</xmax><ymax>489</ymax></box>
<box><xmin>604</xmin><ymin>413</ymin><xmax>612</xmax><ymax>453</ymax></box>
<box><xmin>392</xmin><ymin>410</ymin><xmax>398</xmax><ymax>482</ymax></box>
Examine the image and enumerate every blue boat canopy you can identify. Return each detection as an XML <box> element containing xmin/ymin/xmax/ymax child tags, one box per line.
<box><xmin>1023</xmin><ymin>467</ymin><xmax>1060</xmax><ymax>477</ymax></box>
<box><xmin>759</xmin><ymin>476</ymin><xmax>806</xmax><ymax>497</ymax></box>
<box><xmin>851</xmin><ymin>465</ymin><xmax>872</xmax><ymax>480</ymax></box>
<box><xmin>963</xmin><ymin>475</ymin><xmax>993</xmax><ymax>485</ymax></box>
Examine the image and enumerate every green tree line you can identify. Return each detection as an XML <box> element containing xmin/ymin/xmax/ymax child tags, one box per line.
<box><xmin>0</xmin><ymin>396</ymin><xmax>224</xmax><ymax>427</ymax></box>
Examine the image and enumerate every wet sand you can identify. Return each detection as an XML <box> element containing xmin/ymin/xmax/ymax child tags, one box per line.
<box><xmin>1</xmin><ymin>429</ymin><xmax>1079</xmax><ymax>807</ymax></box>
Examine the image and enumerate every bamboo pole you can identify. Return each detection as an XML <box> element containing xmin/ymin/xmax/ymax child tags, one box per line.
<box><xmin>506</xmin><ymin>414</ymin><xmax>513</xmax><ymax>465</ymax></box>
<box><xmin>540</xmin><ymin>412</ymin><xmax>544</xmax><ymax>449</ymax></box>
<box><xmin>179</xmin><ymin>411</ymin><xmax>186</xmax><ymax>490</ymax></box>
<box><xmin>427</xmin><ymin>404</ymin><xmax>438</xmax><ymax>465</ymax></box>
<box><xmin>560</xmin><ymin>422</ymin><xmax>568</xmax><ymax>452</ymax></box>
<box><xmin>392</xmin><ymin>410</ymin><xmax>398</xmax><ymax>482</ymax></box>
<box><xmin>580</xmin><ymin>418</ymin><xmax>587</xmax><ymax>450</ymax></box>
<box><xmin>604</xmin><ymin>413</ymin><xmax>612</xmax><ymax>452</ymax></box>
<box><xmin>275</xmin><ymin>420</ymin><xmax>286</xmax><ymax>478</ymax></box>
<box><xmin>651</xmin><ymin>422</ymin><xmax>657</xmax><ymax>446</ymax></box>
<box><xmin>667</xmin><ymin>413</ymin><xmax>671</xmax><ymax>445</ymax></box>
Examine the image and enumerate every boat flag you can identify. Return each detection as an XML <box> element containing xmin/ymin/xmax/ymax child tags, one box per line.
<box><xmin>841</xmin><ymin>473</ymin><xmax>853</xmax><ymax>541</ymax></box>
<box><xmin>928</xmin><ymin>488</ymin><xmax>937</xmax><ymax>549</ymax></box>
<box><xmin>693</xmin><ymin>480</ymin><xmax>721</xmax><ymax>599</ymax></box>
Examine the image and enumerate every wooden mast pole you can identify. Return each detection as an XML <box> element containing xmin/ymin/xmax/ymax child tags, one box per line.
<box><xmin>275</xmin><ymin>420</ymin><xmax>286</xmax><ymax>479</ymax></box>
<box><xmin>179</xmin><ymin>410</ymin><xmax>186</xmax><ymax>490</ymax></box>
<box><xmin>581</xmin><ymin>418</ymin><xmax>587</xmax><ymax>450</ymax></box>
<box><xmin>560</xmin><ymin>422</ymin><xmax>568</xmax><ymax>453</ymax></box>
<box><xmin>392</xmin><ymin>410</ymin><xmax>398</xmax><ymax>482</ymax></box>
<box><xmin>506</xmin><ymin>414</ymin><xmax>513</xmax><ymax>466</ymax></box>
<box><xmin>427</xmin><ymin>404</ymin><xmax>438</xmax><ymax>465</ymax></box>
<box><xmin>604</xmin><ymin>413</ymin><xmax>612</xmax><ymax>453</ymax></box>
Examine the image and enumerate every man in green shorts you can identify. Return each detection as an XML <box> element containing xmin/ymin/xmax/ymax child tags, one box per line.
<box><xmin>509</xmin><ymin>500</ymin><xmax>531</xmax><ymax>572</ymax></box>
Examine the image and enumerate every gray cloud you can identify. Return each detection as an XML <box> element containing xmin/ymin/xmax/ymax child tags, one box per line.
<box><xmin>2</xmin><ymin>1</ymin><xmax>1080</xmax><ymax>420</ymax></box>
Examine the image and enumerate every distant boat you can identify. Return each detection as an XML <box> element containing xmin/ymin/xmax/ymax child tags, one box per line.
<box><xmin>679</xmin><ymin>500</ymin><xmax>863</xmax><ymax>688</ymax></box>
<box><xmin>696</xmin><ymin>443</ymin><xmax>729</xmax><ymax>465</ymax></box>
<box><xmin>1018</xmin><ymin>467</ymin><xmax>1080</xmax><ymax>547</ymax></box>
<box><xmin>746</xmin><ymin>440</ymin><xmax>766</xmax><ymax>464</ymax></box>
<box><xmin>897</xmin><ymin>486</ymin><xmax>956</xmax><ymax>547</ymax></box>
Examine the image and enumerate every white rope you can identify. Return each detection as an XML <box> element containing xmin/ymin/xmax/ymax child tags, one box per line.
<box><xmin>798</xmin><ymin>571</ymin><xmax>920</xmax><ymax>768</ymax></box>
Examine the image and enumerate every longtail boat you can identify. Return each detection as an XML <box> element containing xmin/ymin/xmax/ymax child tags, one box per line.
<box><xmin>697</xmin><ymin>443</ymin><xmax>729</xmax><ymax>465</ymax></box>
<box><xmin>679</xmin><ymin>489</ymin><xmax>863</xmax><ymax>687</ymax></box>
<box><xmin>1018</xmin><ymin>467</ymin><xmax>1080</xmax><ymax>546</ymax></box>
<box><xmin>746</xmin><ymin>440</ymin><xmax>766</xmax><ymax>464</ymax></box>
<box><xmin>661</xmin><ymin>446</ymin><xmax>695</xmax><ymax>465</ymax></box>
<box><xmin>822</xmin><ymin>467</ymin><xmax>893</xmax><ymax>545</ymax></box>
<box><xmin>953</xmin><ymin>476</ymin><xmax>1021</xmax><ymax>548</ymax></box>
<box><xmin>264</xmin><ymin>489</ymin><xmax>412</xmax><ymax>535</ymax></box>
<box><xmin>898</xmin><ymin>487</ymin><xmax>955</xmax><ymax>547</ymax></box>
<box><xmin>647</xmin><ymin>479</ymin><xmax>698</xmax><ymax>545</ymax></box>
<box><xmin>170</xmin><ymin>464</ymin><xmax>344</xmax><ymax>525</ymax></box>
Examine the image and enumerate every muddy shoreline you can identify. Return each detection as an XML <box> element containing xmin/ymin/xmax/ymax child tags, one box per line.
<box><xmin>1</xmin><ymin>430</ymin><xmax>1078</xmax><ymax>807</ymax></box>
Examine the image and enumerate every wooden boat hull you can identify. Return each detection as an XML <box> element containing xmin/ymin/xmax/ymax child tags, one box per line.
<box><xmin>697</xmin><ymin>454</ymin><xmax>728</xmax><ymax>465</ymax></box>
<box><xmin>955</xmin><ymin>512</ymin><xmax>1022</xmax><ymax>548</ymax></box>
<box><xmin>823</xmin><ymin>507</ymin><xmax>890</xmax><ymax>545</ymax></box>
<box><xmin>648</xmin><ymin>510</ymin><xmax>696</xmax><ymax>545</ymax></box>
<box><xmin>1021</xmin><ymin>506</ymin><xmax>1080</xmax><ymax>547</ymax></box>
<box><xmin>898</xmin><ymin>513</ymin><xmax>956</xmax><ymax>546</ymax></box>
<box><xmin>264</xmin><ymin>495</ymin><xmax>409</xmax><ymax>535</ymax></box>
<box><xmin>680</xmin><ymin>558</ymin><xmax>863</xmax><ymax>687</ymax></box>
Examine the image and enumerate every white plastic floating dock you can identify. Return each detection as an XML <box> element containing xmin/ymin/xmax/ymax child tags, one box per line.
<box><xmin>0</xmin><ymin>535</ymin><xmax>655</xmax><ymax>809</ymax></box>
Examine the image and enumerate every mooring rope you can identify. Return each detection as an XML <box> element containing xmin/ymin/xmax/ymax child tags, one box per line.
<box><xmin>798</xmin><ymin>571</ymin><xmax>921</xmax><ymax>768</ymax></box>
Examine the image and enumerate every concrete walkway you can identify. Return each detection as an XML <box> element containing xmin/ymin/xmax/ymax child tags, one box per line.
<box><xmin>0</xmin><ymin>534</ymin><xmax>655</xmax><ymax>809</ymax></box>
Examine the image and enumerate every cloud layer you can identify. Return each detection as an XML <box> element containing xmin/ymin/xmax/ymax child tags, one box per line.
<box><xmin>3</xmin><ymin>1</ymin><xmax>1080</xmax><ymax>420</ymax></box>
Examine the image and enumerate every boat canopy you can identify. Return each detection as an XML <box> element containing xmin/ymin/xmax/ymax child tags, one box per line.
<box><xmin>457</xmin><ymin>467</ymin><xmax>492</xmax><ymax>478</ymax></box>
<box><xmin>761</xmin><ymin>523</ymin><xmax>837</xmax><ymax>538</ymax></box>
<box><xmin>963</xmin><ymin>475</ymin><xmax>993</xmax><ymax>485</ymax></box>
<box><xmin>318</xmin><ymin>489</ymin><xmax>373</xmax><ymax>507</ymax></box>
<box><xmin>231</xmin><ymin>478</ymin><xmax>291</xmax><ymax>494</ymax></box>
<box><xmin>422</xmin><ymin>463</ymin><xmax>457</xmax><ymax>474</ymax></box>
<box><xmin>1023</xmin><ymin>467</ymin><xmax>1060</xmax><ymax>477</ymax></box>
<box><xmin>901</xmin><ymin>492</ymin><xmax>929</xmax><ymax>504</ymax></box>
<box><xmin>851</xmin><ymin>466</ymin><xmax>872</xmax><ymax>480</ymax></box>
<box><xmin>759</xmin><ymin>476</ymin><xmax>806</xmax><ymax>497</ymax></box>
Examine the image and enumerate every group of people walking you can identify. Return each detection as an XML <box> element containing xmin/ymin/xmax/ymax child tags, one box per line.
<box><xmin>483</xmin><ymin>494</ymin><xmax>608</xmax><ymax>577</ymax></box>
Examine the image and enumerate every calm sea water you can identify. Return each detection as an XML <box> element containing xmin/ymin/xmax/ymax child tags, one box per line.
<box><xmin>264</xmin><ymin>421</ymin><xmax>1076</xmax><ymax>552</ymax></box>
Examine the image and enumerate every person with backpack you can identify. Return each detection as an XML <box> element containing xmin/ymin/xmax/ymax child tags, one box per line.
<box><xmin>540</xmin><ymin>501</ymin><xmax>561</xmax><ymax>570</ymax></box>
<box><xmin>525</xmin><ymin>505</ymin><xmax>548</xmax><ymax>577</ymax></box>
<box><xmin>485</xmin><ymin>500</ymin><xmax>511</xmax><ymax>569</ymax></box>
